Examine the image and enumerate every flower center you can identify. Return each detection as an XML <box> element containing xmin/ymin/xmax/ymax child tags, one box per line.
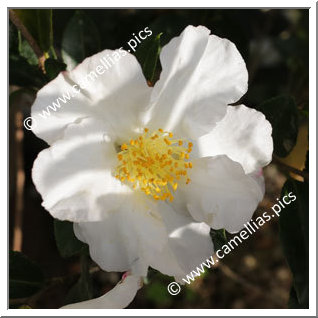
<box><xmin>115</xmin><ymin>128</ymin><xmax>193</xmax><ymax>201</ymax></box>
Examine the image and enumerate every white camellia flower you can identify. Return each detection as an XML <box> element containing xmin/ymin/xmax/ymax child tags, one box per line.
<box><xmin>31</xmin><ymin>25</ymin><xmax>273</xmax><ymax>308</ymax></box>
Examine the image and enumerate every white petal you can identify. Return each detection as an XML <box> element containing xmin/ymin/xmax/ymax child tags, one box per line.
<box><xmin>73</xmin><ymin>196</ymin><xmax>168</xmax><ymax>276</ymax></box>
<box><xmin>61</xmin><ymin>275</ymin><xmax>142</xmax><ymax>309</ymax></box>
<box><xmin>144</xmin><ymin>25</ymin><xmax>248</xmax><ymax>139</ymax></box>
<box><xmin>32</xmin><ymin>118</ymin><xmax>131</xmax><ymax>222</ymax></box>
<box><xmin>150</xmin><ymin>203</ymin><xmax>214</xmax><ymax>276</ymax></box>
<box><xmin>197</xmin><ymin>104</ymin><xmax>273</xmax><ymax>174</ymax></box>
<box><xmin>31</xmin><ymin>49</ymin><xmax>151</xmax><ymax>145</ymax></box>
<box><xmin>175</xmin><ymin>156</ymin><xmax>265</xmax><ymax>233</ymax></box>
<box><xmin>74</xmin><ymin>197</ymin><xmax>214</xmax><ymax>279</ymax></box>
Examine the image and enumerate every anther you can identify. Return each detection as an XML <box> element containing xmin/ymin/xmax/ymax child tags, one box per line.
<box><xmin>116</xmin><ymin>128</ymin><xmax>192</xmax><ymax>202</ymax></box>
<box><xmin>121</xmin><ymin>144</ymin><xmax>128</xmax><ymax>151</ymax></box>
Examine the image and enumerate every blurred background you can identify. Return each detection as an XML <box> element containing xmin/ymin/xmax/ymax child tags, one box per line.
<box><xmin>9</xmin><ymin>9</ymin><xmax>309</xmax><ymax>309</ymax></box>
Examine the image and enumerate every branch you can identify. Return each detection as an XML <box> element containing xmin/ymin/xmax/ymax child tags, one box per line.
<box><xmin>272</xmin><ymin>155</ymin><xmax>308</xmax><ymax>181</ymax></box>
<box><xmin>9</xmin><ymin>9</ymin><xmax>46</xmax><ymax>71</ymax></box>
<box><xmin>9</xmin><ymin>266</ymin><xmax>101</xmax><ymax>307</ymax></box>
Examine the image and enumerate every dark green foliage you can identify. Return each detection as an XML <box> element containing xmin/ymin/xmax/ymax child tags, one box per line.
<box><xmin>279</xmin><ymin>179</ymin><xmax>309</xmax><ymax>308</ymax></box>
<box><xmin>54</xmin><ymin>220</ymin><xmax>87</xmax><ymax>258</ymax></box>
<box><xmin>44</xmin><ymin>58</ymin><xmax>67</xmax><ymax>81</ymax></box>
<box><xmin>210</xmin><ymin>229</ymin><xmax>227</xmax><ymax>252</ymax></box>
<box><xmin>9</xmin><ymin>251</ymin><xmax>44</xmax><ymax>299</ymax></box>
<box><xmin>61</xmin><ymin>10</ymin><xmax>101</xmax><ymax>70</ymax></box>
<box><xmin>135</xmin><ymin>33</ymin><xmax>162</xmax><ymax>83</ymax></box>
<box><xmin>64</xmin><ymin>254</ymin><xmax>93</xmax><ymax>306</ymax></box>
<box><xmin>9</xmin><ymin>54</ymin><xmax>46</xmax><ymax>88</ymax></box>
<box><xmin>14</xmin><ymin>9</ymin><xmax>53</xmax><ymax>52</ymax></box>
<box><xmin>258</xmin><ymin>96</ymin><xmax>298</xmax><ymax>157</ymax></box>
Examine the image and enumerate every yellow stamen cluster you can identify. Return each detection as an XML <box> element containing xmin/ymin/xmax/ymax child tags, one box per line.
<box><xmin>115</xmin><ymin>128</ymin><xmax>193</xmax><ymax>201</ymax></box>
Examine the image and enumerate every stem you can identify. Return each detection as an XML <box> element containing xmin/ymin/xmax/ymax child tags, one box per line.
<box><xmin>50</xmin><ymin>46</ymin><xmax>58</xmax><ymax>59</ymax></box>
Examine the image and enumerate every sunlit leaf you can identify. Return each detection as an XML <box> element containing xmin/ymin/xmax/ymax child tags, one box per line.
<box><xmin>18</xmin><ymin>34</ymin><xmax>38</xmax><ymax>65</ymax></box>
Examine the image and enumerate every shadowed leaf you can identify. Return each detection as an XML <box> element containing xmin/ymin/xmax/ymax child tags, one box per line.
<box><xmin>61</xmin><ymin>10</ymin><xmax>101</xmax><ymax>70</ymax></box>
<box><xmin>135</xmin><ymin>32</ymin><xmax>162</xmax><ymax>83</ymax></box>
<box><xmin>258</xmin><ymin>95</ymin><xmax>298</xmax><ymax>157</ymax></box>
<box><xmin>54</xmin><ymin>220</ymin><xmax>87</xmax><ymax>258</ymax></box>
<box><xmin>210</xmin><ymin>229</ymin><xmax>227</xmax><ymax>251</ymax></box>
<box><xmin>9</xmin><ymin>251</ymin><xmax>44</xmax><ymax>299</ymax></box>
<box><xmin>45</xmin><ymin>58</ymin><xmax>67</xmax><ymax>81</ymax></box>
<box><xmin>279</xmin><ymin>178</ymin><xmax>309</xmax><ymax>308</ymax></box>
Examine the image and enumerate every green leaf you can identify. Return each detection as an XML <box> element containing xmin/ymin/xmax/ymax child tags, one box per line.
<box><xmin>14</xmin><ymin>9</ymin><xmax>53</xmax><ymax>53</ymax></box>
<box><xmin>45</xmin><ymin>58</ymin><xmax>67</xmax><ymax>81</ymax></box>
<box><xmin>54</xmin><ymin>220</ymin><xmax>87</xmax><ymax>258</ymax></box>
<box><xmin>135</xmin><ymin>33</ymin><xmax>162</xmax><ymax>83</ymax></box>
<box><xmin>258</xmin><ymin>95</ymin><xmax>298</xmax><ymax>157</ymax></box>
<box><xmin>210</xmin><ymin>228</ymin><xmax>227</xmax><ymax>251</ymax></box>
<box><xmin>279</xmin><ymin>179</ymin><xmax>309</xmax><ymax>308</ymax></box>
<box><xmin>36</xmin><ymin>10</ymin><xmax>53</xmax><ymax>53</ymax></box>
<box><xmin>18</xmin><ymin>33</ymin><xmax>38</xmax><ymax>65</ymax></box>
<box><xmin>64</xmin><ymin>254</ymin><xmax>93</xmax><ymax>305</ymax></box>
<box><xmin>18</xmin><ymin>305</ymin><xmax>32</xmax><ymax>309</ymax></box>
<box><xmin>61</xmin><ymin>10</ymin><xmax>101</xmax><ymax>70</ymax></box>
<box><xmin>145</xmin><ymin>281</ymin><xmax>173</xmax><ymax>306</ymax></box>
<box><xmin>9</xmin><ymin>251</ymin><xmax>44</xmax><ymax>299</ymax></box>
<box><xmin>288</xmin><ymin>285</ymin><xmax>304</xmax><ymax>309</ymax></box>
